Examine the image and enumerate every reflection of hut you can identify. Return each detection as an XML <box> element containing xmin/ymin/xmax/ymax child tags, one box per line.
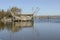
<box><xmin>0</xmin><ymin>21</ymin><xmax>34</xmax><ymax>32</ymax></box>
<box><xmin>11</xmin><ymin>26</ymin><xmax>22</xmax><ymax>32</ymax></box>
<box><xmin>14</xmin><ymin>21</ymin><xmax>33</xmax><ymax>27</ymax></box>
<box><xmin>0</xmin><ymin>22</ymin><xmax>5</xmax><ymax>31</ymax></box>
<box><xmin>11</xmin><ymin>21</ymin><xmax>33</xmax><ymax>32</ymax></box>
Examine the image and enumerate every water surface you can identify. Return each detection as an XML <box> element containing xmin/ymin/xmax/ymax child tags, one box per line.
<box><xmin>0</xmin><ymin>19</ymin><xmax>60</xmax><ymax>40</ymax></box>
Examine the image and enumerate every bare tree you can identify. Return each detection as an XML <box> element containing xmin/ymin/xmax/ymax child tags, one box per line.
<box><xmin>10</xmin><ymin>7</ymin><xmax>22</xmax><ymax>14</ymax></box>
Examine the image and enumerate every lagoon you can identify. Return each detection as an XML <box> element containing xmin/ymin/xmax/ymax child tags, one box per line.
<box><xmin>0</xmin><ymin>19</ymin><xmax>60</xmax><ymax>40</ymax></box>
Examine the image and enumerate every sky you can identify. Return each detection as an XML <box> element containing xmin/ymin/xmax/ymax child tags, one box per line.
<box><xmin>0</xmin><ymin>0</ymin><xmax>60</xmax><ymax>15</ymax></box>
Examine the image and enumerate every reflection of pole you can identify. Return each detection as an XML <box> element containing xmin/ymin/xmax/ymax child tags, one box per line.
<box><xmin>10</xmin><ymin>32</ymin><xmax>14</xmax><ymax>40</ymax></box>
<box><xmin>10</xmin><ymin>32</ymin><xmax>11</xmax><ymax>40</ymax></box>
<box><xmin>13</xmin><ymin>17</ymin><xmax>15</xmax><ymax>40</ymax></box>
<box><xmin>11</xmin><ymin>16</ymin><xmax>14</xmax><ymax>40</ymax></box>
<box><xmin>10</xmin><ymin>27</ymin><xmax>12</xmax><ymax>40</ymax></box>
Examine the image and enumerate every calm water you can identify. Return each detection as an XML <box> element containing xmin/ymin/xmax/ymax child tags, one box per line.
<box><xmin>0</xmin><ymin>19</ymin><xmax>60</xmax><ymax>40</ymax></box>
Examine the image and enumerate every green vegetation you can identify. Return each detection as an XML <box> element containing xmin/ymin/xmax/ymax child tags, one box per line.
<box><xmin>0</xmin><ymin>7</ymin><xmax>22</xmax><ymax>20</ymax></box>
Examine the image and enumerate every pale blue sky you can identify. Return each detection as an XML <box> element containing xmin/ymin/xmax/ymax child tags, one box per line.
<box><xmin>0</xmin><ymin>0</ymin><xmax>60</xmax><ymax>15</ymax></box>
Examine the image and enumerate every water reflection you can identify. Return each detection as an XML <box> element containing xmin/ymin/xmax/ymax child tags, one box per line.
<box><xmin>0</xmin><ymin>19</ymin><xmax>60</xmax><ymax>40</ymax></box>
<box><xmin>35</xmin><ymin>19</ymin><xmax>60</xmax><ymax>23</ymax></box>
<box><xmin>0</xmin><ymin>22</ymin><xmax>5</xmax><ymax>31</ymax></box>
<box><xmin>0</xmin><ymin>21</ymin><xmax>34</xmax><ymax>32</ymax></box>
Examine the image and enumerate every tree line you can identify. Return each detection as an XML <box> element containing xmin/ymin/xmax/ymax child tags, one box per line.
<box><xmin>0</xmin><ymin>7</ymin><xmax>22</xmax><ymax>19</ymax></box>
